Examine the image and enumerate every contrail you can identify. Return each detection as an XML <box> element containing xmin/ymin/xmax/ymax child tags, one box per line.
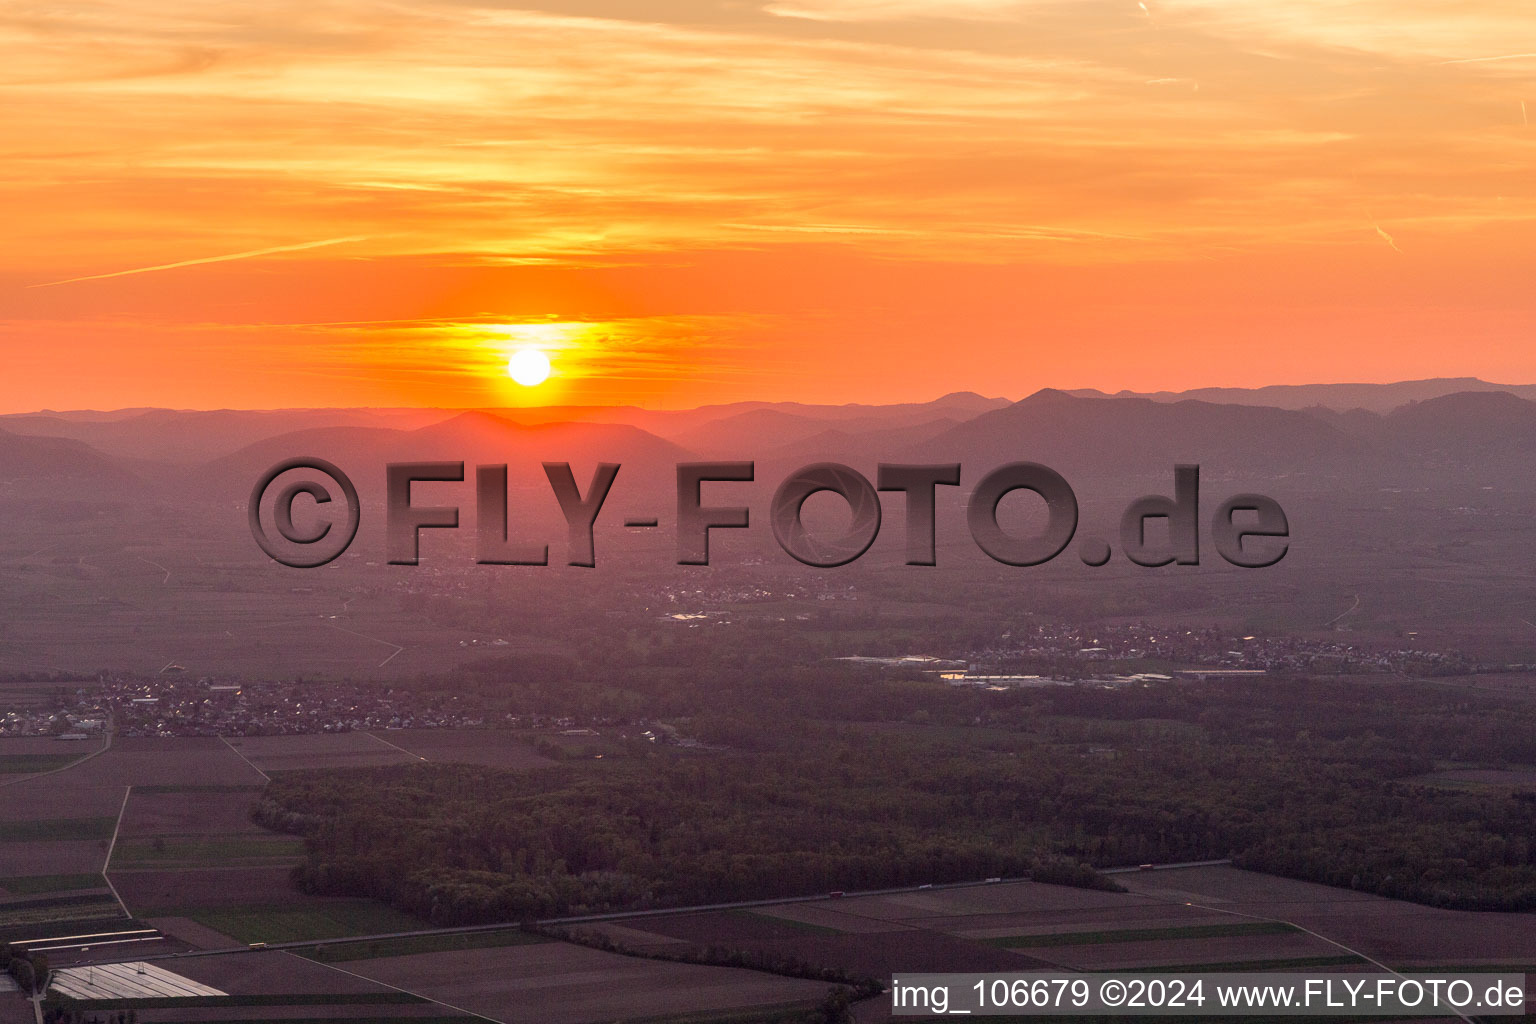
<box><xmin>1436</xmin><ymin>53</ymin><xmax>1536</xmax><ymax>65</ymax></box>
<box><xmin>30</xmin><ymin>235</ymin><xmax>370</xmax><ymax>288</ymax></box>
<box><xmin>1372</xmin><ymin>222</ymin><xmax>1402</xmax><ymax>254</ymax></box>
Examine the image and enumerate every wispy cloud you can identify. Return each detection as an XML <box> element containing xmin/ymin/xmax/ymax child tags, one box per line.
<box><xmin>762</xmin><ymin>0</ymin><xmax>1025</xmax><ymax>22</ymax></box>
<box><xmin>1154</xmin><ymin>0</ymin><xmax>1536</xmax><ymax>65</ymax></box>
<box><xmin>1436</xmin><ymin>53</ymin><xmax>1536</xmax><ymax>66</ymax></box>
<box><xmin>12</xmin><ymin>0</ymin><xmax>1531</xmax><ymax>281</ymax></box>
<box><xmin>31</xmin><ymin>236</ymin><xmax>372</xmax><ymax>288</ymax></box>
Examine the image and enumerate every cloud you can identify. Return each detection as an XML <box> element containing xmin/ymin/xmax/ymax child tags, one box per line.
<box><xmin>6</xmin><ymin>0</ymin><xmax>1536</xmax><ymax>399</ymax></box>
<box><xmin>1150</xmin><ymin>0</ymin><xmax>1536</xmax><ymax>66</ymax></box>
<box><xmin>762</xmin><ymin>0</ymin><xmax>1026</xmax><ymax>22</ymax></box>
<box><xmin>31</xmin><ymin>236</ymin><xmax>371</xmax><ymax>287</ymax></box>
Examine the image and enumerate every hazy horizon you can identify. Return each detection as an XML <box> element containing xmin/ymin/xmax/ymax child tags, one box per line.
<box><xmin>6</xmin><ymin>374</ymin><xmax>1536</xmax><ymax>418</ymax></box>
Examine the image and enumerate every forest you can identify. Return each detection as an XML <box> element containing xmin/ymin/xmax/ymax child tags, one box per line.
<box><xmin>254</xmin><ymin>643</ymin><xmax>1536</xmax><ymax>926</ymax></box>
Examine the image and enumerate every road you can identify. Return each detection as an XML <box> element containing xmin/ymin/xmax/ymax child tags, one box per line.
<box><xmin>1101</xmin><ymin>858</ymin><xmax>1232</xmax><ymax>874</ymax></box>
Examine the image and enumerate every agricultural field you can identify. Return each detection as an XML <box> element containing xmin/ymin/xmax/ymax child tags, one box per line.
<box><xmin>0</xmin><ymin>753</ymin><xmax>84</xmax><ymax>775</ymax></box>
<box><xmin>3</xmin><ymin>731</ymin><xmax>569</xmax><ymax>965</ymax></box>
<box><xmin>224</xmin><ymin>732</ymin><xmax>421</xmax><ymax>773</ymax></box>
<box><xmin>114</xmin><ymin>865</ymin><xmax>299</xmax><ymax>914</ymax></box>
<box><xmin>536</xmin><ymin>869</ymin><xmax>1534</xmax><ymax>1021</ymax></box>
<box><xmin>111</xmin><ymin>834</ymin><xmax>306</xmax><ymax>869</ymax></box>
<box><xmin>1116</xmin><ymin>865</ymin><xmax>1536</xmax><ymax>969</ymax></box>
<box><xmin>12</xmin><ymin>735</ymin><xmax>1533</xmax><ymax>1023</ymax></box>
<box><xmin>116</xmin><ymin>785</ymin><xmax>268</xmax><ymax>837</ymax></box>
<box><xmin>14</xmin><ymin>853</ymin><xmax>1536</xmax><ymax>1022</ymax></box>
<box><xmin>165</xmin><ymin>901</ymin><xmax>428</xmax><ymax>945</ymax></box>
<box><xmin>0</xmin><ymin>873</ymin><xmax>102</xmax><ymax>897</ymax></box>
<box><xmin>0</xmin><ymin>735</ymin><xmax>276</xmax><ymax>951</ymax></box>
<box><xmin>295</xmin><ymin>926</ymin><xmax>550</xmax><ymax>962</ymax></box>
<box><xmin>56</xmin><ymin>737</ymin><xmax>268</xmax><ymax>788</ymax></box>
<box><xmin>363</xmin><ymin>728</ymin><xmax>554</xmax><ymax>769</ymax></box>
<box><xmin>0</xmin><ymin>735</ymin><xmax>101</xmax><ymax>778</ymax></box>
<box><xmin>0</xmin><ymin>892</ymin><xmax>125</xmax><ymax>932</ymax></box>
<box><xmin>109</xmin><ymin>782</ymin><xmax>303</xmax><ymax>872</ymax></box>
<box><xmin>328</xmin><ymin>940</ymin><xmax>837</xmax><ymax>1024</ymax></box>
<box><xmin>42</xmin><ymin>940</ymin><xmax>841</xmax><ymax>1024</ymax></box>
<box><xmin>49</xmin><ymin>950</ymin><xmax>476</xmax><ymax>1023</ymax></box>
<box><xmin>0</xmin><ymin>736</ymin><xmax>124</xmax><ymax>941</ymax></box>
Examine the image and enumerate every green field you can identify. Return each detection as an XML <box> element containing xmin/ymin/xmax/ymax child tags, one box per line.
<box><xmin>0</xmin><ymin>817</ymin><xmax>116</xmax><ymax>841</ymax></box>
<box><xmin>0</xmin><ymin>895</ymin><xmax>124</xmax><ymax>930</ymax></box>
<box><xmin>1</xmin><ymin>915</ymin><xmax>138</xmax><ymax>943</ymax></box>
<box><xmin>177</xmin><ymin>900</ymin><xmax>428</xmax><ymax>943</ymax></box>
<box><xmin>0</xmin><ymin>753</ymin><xmax>84</xmax><ymax>774</ymax></box>
<box><xmin>988</xmin><ymin>921</ymin><xmax>1296</xmax><ymax>948</ymax></box>
<box><xmin>297</xmin><ymin>926</ymin><xmax>549</xmax><ymax>962</ymax></box>
<box><xmin>0</xmin><ymin>873</ymin><xmax>104</xmax><ymax>894</ymax></box>
<box><xmin>736</xmin><ymin>910</ymin><xmax>843</xmax><ymax>935</ymax></box>
<box><xmin>111</xmin><ymin>835</ymin><xmax>306</xmax><ymax>867</ymax></box>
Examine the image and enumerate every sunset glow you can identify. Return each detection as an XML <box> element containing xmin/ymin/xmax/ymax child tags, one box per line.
<box><xmin>2</xmin><ymin>1</ymin><xmax>1534</xmax><ymax>410</ymax></box>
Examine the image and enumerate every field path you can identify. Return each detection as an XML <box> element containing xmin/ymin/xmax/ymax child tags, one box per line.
<box><xmin>1325</xmin><ymin>593</ymin><xmax>1361</xmax><ymax>627</ymax></box>
<box><xmin>218</xmin><ymin>734</ymin><xmax>272</xmax><ymax>782</ymax></box>
<box><xmin>327</xmin><ymin>622</ymin><xmax>405</xmax><ymax>668</ymax></box>
<box><xmin>367</xmin><ymin>732</ymin><xmax>429</xmax><ymax>761</ymax></box>
<box><xmin>102</xmin><ymin>785</ymin><xmax>133</xmax><ymax>917</ymax></box>
<box><xmin>283</xmin><ymin>950</ymin><xmax>506</xmax><ymax>1023</ymax></box>
<box><xmin>1159</xmin><ymin>894</ymin><xmax>1475</xmax><ymax>1023</ymax></box>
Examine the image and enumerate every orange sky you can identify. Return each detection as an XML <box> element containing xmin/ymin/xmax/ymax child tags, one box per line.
<box><xmin>3</xmin><ymin>0</ymin><xmax>1534</xmax><ymax>411</ymax></box>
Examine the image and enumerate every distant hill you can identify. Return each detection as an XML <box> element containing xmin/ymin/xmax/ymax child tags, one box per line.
<box><xmin>673</xmin><ymin>391</ymin><xmax>1008</xmax><ymax>426</ymax></box>
<box><xmin>670</xmin><ymin>404</ymin><xmax>977</xmax><ymax>456</ymax></box>
<box><xmin>1067</xmin><ymin>378</ymin><xmax>1536</xmax><ymax>414</ymax></box>
<box><xmin>0</xmin><ymin>426</ymin><xmax>138</xmax><ymax>488</ymax></box>
<box><xmin>5</xmin><ymin>387</ymin><xmax>1536</xmax><ymax>499</ymax></box>
<box><xmin>0</xmin><ymin>408</ymin><xmax>452</xmax><ymax>463</ymax></box>
<box><xmin>566</xmin><ymin>391</ymin><xmax>1009</xmax><ymax>439</ymax></box>
<box><xmin>1378</xmin><ymin>391</ymin><xmax>1536</xmax><ymax>484</ymax></box>
<box><xmin>0</xmin><ymin>393</ymin><xmax>1009</xmax><ymax>462</ymax></box>
<box><xmin>917</xmin><ymin>389</ymin><xmax>1370</xmax><ymax>483</ymax></box>
<box><xmin>201</xmin><ymin>411</ymin><xmax>692</xmax><ymax>512</ymax></box>
<box><xmin>655</xmin><ymin>408</ymin><xmax>830</xmax><ymax>454</ymax></box>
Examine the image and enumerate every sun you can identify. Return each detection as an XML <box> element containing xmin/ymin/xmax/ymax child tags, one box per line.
<box><xmin>507</xmin><ymin>348</ymin><xmax>551</xmax><ymax>387</ymax></box>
